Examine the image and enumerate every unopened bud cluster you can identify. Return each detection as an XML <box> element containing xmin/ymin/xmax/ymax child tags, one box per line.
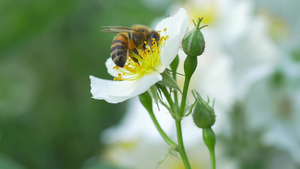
<box><xmin>192</xmin><ymin>92</ymin><xmax>216</xmax><ymax>128</ymax></box>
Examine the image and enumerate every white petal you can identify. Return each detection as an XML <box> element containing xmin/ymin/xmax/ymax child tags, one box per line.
<box><xmin>155</xmin><ymin>8</ymin><xmax>189</xmax><ymax>38</ymax></box>
<box><xmin>155</xmin><ymin>8</ymin><xmax>189</xmax><ymax>72</ymax></box>
<box><xmin>105</xmin><ymin>57</ymin><xmax>119</xmax><ymax>77</ymax></box>
<box><xmin>90</xmin><ymin>71</ymin><xmax>162</xmax><ymax>103</ymax></box>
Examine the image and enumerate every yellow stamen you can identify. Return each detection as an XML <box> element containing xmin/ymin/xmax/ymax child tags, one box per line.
<box><xmin>112</xmin><ymin>28</ymin><xmax>168</xmax><ymax>81</ymax></box>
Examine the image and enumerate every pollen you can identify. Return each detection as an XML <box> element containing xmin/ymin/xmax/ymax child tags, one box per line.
<box><xmin>113</xmin><ymin>28</ymin><xmax>168</xmax><ymax>81</ymax></box>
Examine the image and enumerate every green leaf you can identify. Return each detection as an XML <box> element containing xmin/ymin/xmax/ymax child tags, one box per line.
<box><xmin>159</xmin><ymin>71</ymin><xmax>181</xmax><ymax>92</ymax></box>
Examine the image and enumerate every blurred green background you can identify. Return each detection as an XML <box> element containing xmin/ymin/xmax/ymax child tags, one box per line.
<box><xmin>1</xmin><ymin>0</ymin><xmax>300</xmax><ymax>169</ymax></box>
<box><xmin>0</xmin><ymin>0</ymin><xmax>167</xmax><ymax>168</ymax></box>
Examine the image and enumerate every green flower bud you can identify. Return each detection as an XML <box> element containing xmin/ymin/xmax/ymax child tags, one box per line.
<box><xmin>182</xmin><ymin>17</ymin><xmax>207</xmax><ymax>57</ymax></box>
<box><xmin>192</xmin><ymin>95</ymin><xmax>216</xmax><ymax>128</ymax></box>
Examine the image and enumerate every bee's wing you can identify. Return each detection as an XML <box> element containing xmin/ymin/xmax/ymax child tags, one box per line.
<box><xmin>101</xmin><ymin>26</ymin><xmax>139</xmax><ymax>33</ymax></box>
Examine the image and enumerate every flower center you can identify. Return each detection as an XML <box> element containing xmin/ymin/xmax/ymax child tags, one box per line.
<box><xmin>113</xmin><ymin>29</ymin><xmax>169</xmax><ymax>81</ymax></box>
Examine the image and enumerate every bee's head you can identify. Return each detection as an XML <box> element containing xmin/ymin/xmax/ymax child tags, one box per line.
<box><xmin>132</xmin><ymin>26</ymin><xmax>150</xmax><ymax>49</ymax></box>
<box><xmin>147</xmin><ymin>31</ymin><xmax>160</xmax><ymax>46</ymax></box>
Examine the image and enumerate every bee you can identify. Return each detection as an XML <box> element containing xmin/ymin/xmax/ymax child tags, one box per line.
<box><xmin>102</xmin><ymin>25</ymin><xmax>160</xmax><ymax>67</ymax></box>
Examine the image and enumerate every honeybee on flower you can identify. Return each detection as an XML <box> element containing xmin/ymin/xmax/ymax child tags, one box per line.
<box><xmin>90</xmin><ymin>8</ymin><xmax>189</xmax><ymax>103</ymax></box>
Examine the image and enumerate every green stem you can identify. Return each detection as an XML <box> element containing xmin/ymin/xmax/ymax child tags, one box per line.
<box><xmin>203</xmin><ymin>128</ymin><xmax>216</xmax><ymax>169</ymax></box>
<box><xmin>179</xmin><ymin>56</ymin><xmax>197</xmax><ymax>117</ymax></box>
<box><xmin>174</xmin><ymin>56</ymin><xmax>197</xmax><ymax>168</ymax></box>
<box><xmin>174</xmin><ymin>90</ymin><xmax>179</xmax><ymax>110</ymax></box>
<box><xmin>176</xmin><ymin>120</ymin><xmax>191</xmax><ymax>169</ymax></box>
<box><xmin>209</xmin><ymin>149</ymin><xmax>216</xmax><ymax>169</ymax></box>
<box><xmin>148</xmin><ymin>108</ymin><xmax>177</xmax><ymax>147</ymax></box>
<box><xmin>172</xmin><ymin>69</ymin><xmax>179</xmax><ymax>112</ymax></box>
<box><xmin>179</xmin><ymin>76</ymin><xmax>191</xmax><ymax>117</ymax></box>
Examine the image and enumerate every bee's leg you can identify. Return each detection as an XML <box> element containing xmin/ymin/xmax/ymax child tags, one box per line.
<box><xmin>132</xmin><ymin>48</ymin><xmax>144</xmax><ymax>60</ymax></box>
<box><xmin>132</xmin><ymin>48</ymin><xmax>139</xmax><ymax>56</ymax></box>
<box><xmin>127</xmin><ymin>49</ymin><xmax>138</xmax><ymax>63</ymax></box>
<box><xmin>130</xmin><ymin>56</ymin><xmax>139</xmax><ymax>63</ymax></box>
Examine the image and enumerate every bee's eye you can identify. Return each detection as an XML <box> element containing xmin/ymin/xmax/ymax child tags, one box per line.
<box><xmin>150</xmin><ymin>32</ymin><xmax>159</xmax><ymax>43</ymax></box>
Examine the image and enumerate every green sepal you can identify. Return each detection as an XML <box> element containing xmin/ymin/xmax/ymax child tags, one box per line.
<box><xmin>159</xmin><ymin>97</ymin><xmax>176</xmax><ymax>119</ymax></box>
<box><xmin>149</xmin><ymin>86</ymin><xmax>161</xmax><ymax>110</ymax></box>
<box><xmin>170</xmin><ymin>55</ymin><xmax>179</xmax><ymax>74</ymax></box>
<box><xmin>139</xmin><ymin>91</ymin><xmax>153</xmax><ymax>113</ymax></box>
<box><xmin>183</xmin><ymin>100</ymin><xmax>198</xmax><ymax>117</ymax></box>
<box><xmin>159</xmin><ymin>70</ymin><xmax>181</xmax><ymax>92</ymax></box>
<box><xmin>155</xmin><ymin>83</ymin><xmax>176</xmax><ymax>118</ymax></box>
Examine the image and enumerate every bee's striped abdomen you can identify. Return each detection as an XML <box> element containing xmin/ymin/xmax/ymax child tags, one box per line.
<box><xmin>111</xmin><ymin>33</ymin><xmax>128</xmax><ymax>67</ymax></box>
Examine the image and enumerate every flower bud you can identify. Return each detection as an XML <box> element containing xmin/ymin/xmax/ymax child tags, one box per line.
<box><xmin>182</xmin><ymin>17</ymin><xmax>206</xmax><ymax>57</ymax></box>
<box><xmin>192</xmin><ymin>96</ymin><xmax>216</xmax><ymax>128</ymax></box>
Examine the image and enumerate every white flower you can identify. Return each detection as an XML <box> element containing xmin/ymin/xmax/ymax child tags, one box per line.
<box><xmin>90</xmin><ymin>8</ymin><xmax>189</xmax><ymax>103</ymax></box>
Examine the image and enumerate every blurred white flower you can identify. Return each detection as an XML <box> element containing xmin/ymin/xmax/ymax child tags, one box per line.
<box><xmin>245</xmin><ymin>53</ymin><xmax>300</xmax><ymax>165</ymax></box>
<box><xmin>90</xmin><ymin>8</ymin><xmax>189</xmax><ymax>104</ymax></box>
<box><xmin>102</xmin><ymin>139</ymin><xmax>210</xmax><ymax>169</ymax></box>
<box><xmin>102</xmin><ymin>98</ymin><xmax>239</xmax><ymax>169</ymax></box>
<box><xmin>175</xmin><ymin>0</ymin><xmax>279</xmax><ymax>134</ymax></box>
